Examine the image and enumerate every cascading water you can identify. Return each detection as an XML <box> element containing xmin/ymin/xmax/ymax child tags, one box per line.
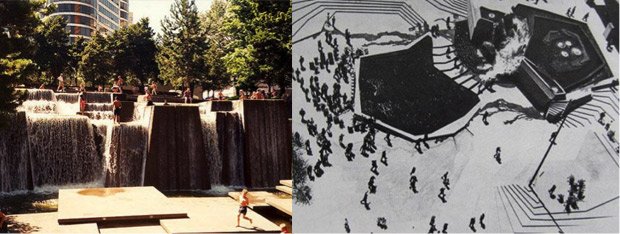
<box><xmin>0</xmin><ymin>112</ymin><xmax>31</xmax><ymax>192</ymax></box>
<box><xmin>105</xmin><ymin>123</ymin><xmax>148</xmax><ymax>187</ymax></box>
<box><xmin>200</xmin><ymin>111</ymin><xmax>245</xmax><ymax>186</ymax></box>
<box><xmin>26</xmin><ymin>115</ymin><xmax>104</xmax><ymax>187</ymax></box>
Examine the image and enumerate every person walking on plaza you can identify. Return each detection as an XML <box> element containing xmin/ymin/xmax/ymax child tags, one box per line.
<box><xmin>236</xmin><ymin>188</ymin><xmax>253</xmax><ymax>227</ymax></box>
<box><xmin>582</xmin><ymin>12</ymin><xmax>589</xmax><ymax>22</ymax></box>
<box><xmin>113</xmin><ymin>96</ymin><xmax>122</xmax><ymax>124</ymax></box>
<box><xmin>56</xmin><ymin>73</ymin><xmax>65</xmax><ymax>92</ymax></box>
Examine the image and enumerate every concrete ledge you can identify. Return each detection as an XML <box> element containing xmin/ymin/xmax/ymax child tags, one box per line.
<box><xmin>275</xmin><ymin>185</ymin><xmax>292</xmax><ymax>195</ymax></box>
<box><xmin>265</xmin><ymin>198</ymin><xmax>292</xmax><ymax>216</ymax></box>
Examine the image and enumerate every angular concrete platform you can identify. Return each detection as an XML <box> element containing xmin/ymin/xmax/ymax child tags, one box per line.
<box><xmin>279</xmin><ymin>180</ymin><xmax>292</xmax><ymax>188</ymax></box>
<box><xmin>275</xmin><ymin>185</ymin><xmax>292</xmax><ymax>195</ymax></box>
<box><xmin>160</xmin><ymin>197</ymin><xmax>280</xmax><ymax>233</ymax></box>
<box><xmin>58</xmin><ymin>187</ymin><xmax>187</xmax><ymax>224</ymax></box>
<box><xmin>265</xmin><ymin>198</ymin><xmax>292</xmax><ymax>216</ymax></box>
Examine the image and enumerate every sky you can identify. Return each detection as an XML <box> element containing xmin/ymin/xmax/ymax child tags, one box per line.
<box><xmin>130</xmin><ymin>0</ymin><xmax>214</xmax><ymax>35</ymax></box>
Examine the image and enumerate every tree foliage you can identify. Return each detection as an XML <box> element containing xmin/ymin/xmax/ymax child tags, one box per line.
<box><xmin>0</xmin><ymin>0</ymin><xmax>50</xmax><ymax>120</ymax></box>
<box><xmin>222</xmin><ymin>0</ymin><xmax>292</xmax><ymax>92</ymax></box>
<box><xmin>157</xmin><ymin>0</ymin><xmax>209</xmax><ymax>88</ymax></box>
<box><xmin>200</xmin><ymin>0</ymin><xmax>231</xmax><ymax>91</ymax></box>
<box><xmin>33</xmin><ymin>15</ymin><xmax>70</xmax><ymax>86</ymax></box>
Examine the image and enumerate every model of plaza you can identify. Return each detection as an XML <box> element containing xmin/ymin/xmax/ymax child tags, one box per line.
<box><xmin>292</xmin><ymin>0</ymin><xmax>618</xmax><ymax>232</ymax></box>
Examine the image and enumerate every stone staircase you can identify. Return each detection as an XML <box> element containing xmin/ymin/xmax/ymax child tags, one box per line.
<box><xmin>433</xmin><ymin>37</ymin><xmax>480</xmax><ymax>91</ymax></box>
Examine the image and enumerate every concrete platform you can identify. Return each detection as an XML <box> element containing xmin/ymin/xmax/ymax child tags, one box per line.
<box><xmin>98</xmin><ymin>225</ymin><xmax>168</xmax><ymax>233</ymax></box>
<box><xmin>265</xmin><ymin>198</ymin><xmax>292</xmax><ymax>216</ymax></box>
<box><xmin>275</xmin><ymin>185</ymin><xmax>292</xmax><ymax>195</ymax></box>
<box><xmin>279</xmin><ymin>180</ymin><xmax>292</xmax><ymax>188</ymax></box>
<box><xmin>57</xmin><ymin>187</ymin><xmax>187</xmax><ymax>224</ymax></box>
<box><xmin>8</xmin><ymin>213</ymin><xmax>99</xmax><ymax>233</ymax></box>
<box><xmin>160</xmin><ymin>197</ymin><xmax>280</xmax><ymax>233</ymax></box>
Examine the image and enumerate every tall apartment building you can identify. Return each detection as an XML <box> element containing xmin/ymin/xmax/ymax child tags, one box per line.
<box><xmin>47</xmin><ymin>0</ymin><xmax>132</xmax><ymax>42</ymax></box>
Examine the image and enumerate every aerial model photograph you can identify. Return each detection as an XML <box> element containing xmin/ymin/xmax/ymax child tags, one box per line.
<box><xmin>0</xmin><ymin>0</ymin><xmax>292</xmax><ymax>233</ymax></box>
<box><xmin>292</xmin><ymin>0</ymin><xmax>618</xmax><ymax>232</ymax></box>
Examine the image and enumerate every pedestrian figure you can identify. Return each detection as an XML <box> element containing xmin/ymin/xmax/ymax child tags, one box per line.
<box><xmin>370</xmin><ymin>160</ymin><xmax>379</xmax><ymax>176</ymax></box>
<box><xmin>549</xmin><ymin>131</ymin><xmax>558</xmax><ymax>145</ymax></box>
<box><xmin>377</xmin><ymin>217</ymin><xmax>387</xmax><ymax>230</ymax></box>
<box><xmin>429</xmin><ymin>216</ymin><xmax>437</xmax><ymax>233</ymax></box>
<box><xmin>577</xmin><ymin>179</ymin><xmax>586</xmax><ymax>200</ymax></box>
<box><xmin>410</xmin><ymin>166</ymin><xmax>416</xmax><ymax>175</ymax></box>
<box><xmin>307</xmin><ymin>166</ymin><xmax>315</xmax><ymax>181</ymax></box>
<box><xmin>360</xmin><ymin>191</ymin><xmax>371</xmax><ymax>210</ymax></box>
<box><xmin>446</xmin><ymin>47</ymin><xmax>451</xmax><ymax>59</ymax></box>
<box><xmin>469</xmin><ymin>217</ymin><xmax>476</xmax><ymax>232</ymax></box>
<box><xmin>441</xmin><ymin>223</ymin><xmax>448</xmax><ymax>233</ymax></box>
<box><xmin>548</xmin><ymin>185</ymin><xmax>557</xmax><ymax>199</ymax></box>
<box><xmin>480</xmin><ymin>213</ymin><xmax>486</xmax><ymax>229</ymax></box>
<box><xmin>344</xmin><ymin>218</ymin><xmax>350</xmax><ymax>233</ymax></box>
<box><xmin>236</xmin><ymin>188</ymin><xmax>253</xmax><ymax>227</ymax></box>
<box><xmin>380</xmin><ymin>151</ymin><xmax>388</xmax><ymax>166</ymax></box>
<box><xmin>445</xmin><ymin>16</ymin><xmax>451</xmax><ymax>30</ymax></box>
<box><xmin>410</xmin><ymin>175</ymin><xmax>419</xmax><ymax>193</ymax></box>
<box><xmin>385</xmin><ymin>133</ymin><xmax>392</xmax><ymax>147</ymax></box>
<box><xmin>368</xmin><ymin>176</ymin><xmax>377</xmax><ymax>194</ymax></box>
<box><xmin>438</xmin><ymin>188</ymin><xmax>447</xmax><ymax>203</ymax></box>
<box><xmin>494</xmin><ymin>147</ymin><xmax>502</xmax><ymax>164</ymax></box>
<box><xmin>345</xmin><ymin>29</ymin><xmax>352</xmax><ymax>47</ymax></box>
<box><xmin>557</xmin><ymin>193</ymin><xmax>565</xmax><ymax>204</ymax></box>
<box><xmin>566</xmin><ymin>8</ymin><xmax>571</xmax><ymax>17</ymax></box>
<box><xmin>570</xmin><ymin>6</ymin><xmax>576</xmax><ymax>18</ymax></box>
<box><xmin>305</xmin><ymin>140</ymin><xmax>313</xmax><ymax>155</ymax></box>
<box><xmin>442</xmin><ymin>172</ymin><xmax>450</xmax><ymax>190</ymax></box>
<box><xmin>299</xmin><ymin>56</ymin><xmax>306</xmax><ymax>71</ymax></box>
<box><xmin>415</xmin><ymin>141</ymin><xmax>423</xmax><ymax>154</ymax></box>
<box><xmin>482</xmin><ymin>111</ymin><xmax>489</xmax><ymax>125</ymax></box>
<box><xmin>423</xmin><ymin>134</ymin><xmax>430</xmax><ymax>149</ymax></box>
<box><xmin>314</xmin><ymin>160</ymin><xmax>324</xmax><ymax>177</ymax></box>
<box><xmin>582</xmin><ymin>12</ymin><xmax>589</xmax><ymax>22</ymax></box>
<box><xmin>345</xmin><ymin>143</ymin><xmax>355</xmax><ymax>161</ymax></box>
<box><xmin>605</xmin><ymin>123</ymin><xmax>611</xmax><ymax>130</ymax></box>
<box><xmin>598</xmin><ymin>112</ymin><xmax>606</xmax><ymax>125</ymax></box>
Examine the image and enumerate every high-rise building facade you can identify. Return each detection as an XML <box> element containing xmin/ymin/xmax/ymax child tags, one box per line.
<box><xmin>47</xmin><ymin>0</ymin><xmax>132</xmax><ymax>42</ymax></box>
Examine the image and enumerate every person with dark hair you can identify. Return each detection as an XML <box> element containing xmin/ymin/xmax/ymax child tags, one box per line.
<box><xmin>442</xmin><ymin>172</ymin><xmax>450</xmax><ymax>190</ymax></box>
<box><xmin>236</xmin><ymin>188</ymin><xmax>253</xmax><ymax>227</ymax></box>
<box><xmin>368</xmin><ymin>176</ymin><xmax>377</xmax><ymax>194</ymax></box>
<box><xmin>479</xmin><ymin>213</ymin><xmax>485</xmax><ymax>229</ymax></box>
<box><xmin>370</xmin><ymin>160</ymin><xmax>379</xmax><ymax>176</ymax></box>
<box><xmin>344</xmin><ymin>218</ymin><xmax>350</xmax><ymax>233</ymax></box>
<box><xmin>345</xmin><ymin>143</ymin><xmax>355</xmax><ymax>161</ymax></box>
<box><xmin>360</xmin><ymin>191</ymin><xmax>371</xmax><ymax>210</ymax></box>
<box><xmin>469</xmin><ymin>217</ymin><xmax>476</xmax><ymax>232</ymax></box>
<box><xmin>428</xmin><ymin>216</ymin><xmax>437</xmax><ymax>233</ymax></box>
<box><xmin>183</xmin><ymin>87</ymin><xmax>192</xmax><ymax>103</ymax></box>
<box><xmin>384</xmin><ymin>133</ymin><xmax>392</xmax><ymax>147</ymax></box>
<box><xmin>441</xmin><ymin>223</ymin><xmax>448</xmax><ymax>233</ymax></box>
<box><xmin>494</xmin><ymin>147</ymin><xmax>502</xmax><ymax>164</ymax></box>
<box><xmin>409</xmin><ymin>175</ymin><xmax>418</xmax><ymax>193</ymax></box>
<box><xmin>380</xmin><ymin>151</ymin><xmax>388</xmax><ymax>166</ymax></box>
<box><xmin>438</xmin><ymin>188</ymin><xmax>447</xmax><ymax>203</ymax></box>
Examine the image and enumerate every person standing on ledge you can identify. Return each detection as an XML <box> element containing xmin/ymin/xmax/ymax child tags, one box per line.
<box><xmin>183</xmin><ymin>87</ymin><xmax>193</xmax><ymax>103</ymax></box>
<box><xmin>113</xmin><ymin>96</ymin><xmax>122</xmax><ymax>124</ymax></box>
<box><xmin>56</xmin><ymin>73</ymin><xmax>65</xmax><ymax>92</ymax></box>
<box><xmin>237</xmin><ymin>188</ymin><xmax>253</xmax><ymax>227</ymax></box>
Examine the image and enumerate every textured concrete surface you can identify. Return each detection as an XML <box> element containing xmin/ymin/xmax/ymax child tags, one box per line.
<box><xmin>265</xmin><ymin>197</ymin><xmax>293</xmax><ymax>216</ymax></box>
<box><xmin>144</xmin><ymin>105</ymin><xmax>210</xmax><ymax>191</ymax></box>
<box><xmin>9</xmin><ymin>213</ymin><xmax>99</xmax><ymax>233</ymax></box>
<box><xmin>57</xmin><ymin>187</ymin><xmax>187</xmax><ymax>224</ymax></box>
<box><xmin>237</xmin><ymin>100</ymin><xmax>292</xmax><ymax>188</ymax></box>
<box><xmin>160</xmin><ymin>197</ymin><xmax>280</xmax><ymax>233</ymax></box>
<box><xmin>280</xmin><ymin>180</ymin><xmax>293</xmax><ymax>188</ymax></box>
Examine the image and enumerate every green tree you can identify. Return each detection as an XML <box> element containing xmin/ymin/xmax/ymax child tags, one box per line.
<box><xmin>0</xmin><ymin>0</ymin><xmax>50</xmax><ymax>125</ymax></box>
<box><xmin>223</xmin><ymin>0</ymin><xmax>291</xmax><ymax>94</ymax></box>
<box><xmin>157</xmin><ymin>0</ymin><xmax>209</xmax><ymax>89</ymax></box>
<box><xmin>33</xmin><ymin>15</ymin><xmax>70</xmax><ymax>86</ymax></box>
<box><xmin>79</xmin><ymin>32</ymin><xmax>114</xmax><ymax>86</ymax></box>
<box><xmin>109</xmin><ymin>17</ymin><xmax>158</xmax><ymax>86</ymax></box>
<box><xmin>67</xmin><ymin>36</ymin><xmax>87</xmax><ymax>85</ymax></box>
<box><xmin>201</xmin><ymin>0</ymin><xmax>231</xmax><ymax>93</ymax></box>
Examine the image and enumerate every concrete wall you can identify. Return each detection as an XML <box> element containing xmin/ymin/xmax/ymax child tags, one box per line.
<box><xmin>0</xmin><ymin>112</ymin><xmax>32</xmax><ymax>192</ymax></box>
<box><xmin>237</xmin><ymin>100</ymin><xmax>292</xmax><ymax>188</ymax></box>
<box><xmin>144</xmin><ymin>106</ymin><xmax>210</xmax><ymax>191</ymax></box>
<box><xmin>105</xmin><ymin>124</ymin><xmax>148</xmax><ymax>187</ymax></box>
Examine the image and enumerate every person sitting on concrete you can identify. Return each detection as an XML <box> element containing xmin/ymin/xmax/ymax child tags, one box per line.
<box><xmin>236</xmin><ymin>188</ymin><xmax>253</xmax><ymax>227</ymax></box>
<box><xmin>113</xmin><ymin>96</ymin><xmax>122</xmax><ymax>124</ymax></box>
<box><xmin>183</xmin><ymin>87</ymin><xmax>193</xmax><ymax>103</ymax></box>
